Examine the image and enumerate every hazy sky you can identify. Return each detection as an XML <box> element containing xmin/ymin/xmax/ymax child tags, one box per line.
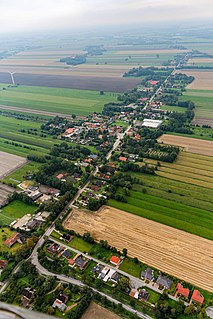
<box><xmin>0</xmin><ymin>0</ymin><xmax>212</xmax><ymax>34</ymax></box>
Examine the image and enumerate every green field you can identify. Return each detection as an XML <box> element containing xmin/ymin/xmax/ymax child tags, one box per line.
<box><xmin>0</xmin><ymin>200</ymin><xmax>36</xmax><ymax>225</ymax></box>
<box><xmin>109</xmin><ymin>152</ymin><xmax>213</xmax><ymax>240</ymax></box>
<box><xmin>86</xmin><ymin>51</ymin><xmax>176</xmax><ymax>66</ymax></box>
<box><xmin>0</xmin><ymin>85</ymin><xmax>118</xmax><ymax>116</ymax></box>
<box><xmin>180</xmin><ymin>89</ymin><xmax>213</xmax><ymax>119</ymax></box>
<box><xmin>0</xmin><ymin>114</ymin><xmax>56</xmax><ymax>157</ymax></box>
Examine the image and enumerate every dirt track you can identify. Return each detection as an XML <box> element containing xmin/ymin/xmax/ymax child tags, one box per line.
<box><xmin>81</xmin><ymin>302</ymin><xmax>121</xmax><ymax>319</ymax></box>
<box><xmin>158</xmin><ymin>134</ymin><xmax>213</xmax><ymax>156</ymax></box>
<box><xmin>64</xmin><ymin>206</ymin><xmax>213</xmax><ymax>292</ymax></box>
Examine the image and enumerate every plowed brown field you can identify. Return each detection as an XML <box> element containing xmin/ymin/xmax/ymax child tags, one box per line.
<box><xmin>64</xmin><ymin>206</ymin><xmax>213</xmax><ymax>292</ymax></box>
<box><xmin>158</xmin><ymin>134</ymin><xmax>213</xmax><ymax>156</ymax></box>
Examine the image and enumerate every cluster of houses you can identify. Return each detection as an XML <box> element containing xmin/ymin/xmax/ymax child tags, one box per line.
<box><xmin>138</xmin><ymin>267</ymin><xmax>204</xmax><ymax>305</ymax></box>
<box><xmin>19</xmin><ymin>183</ymin><xmax>60</xmax><ymax>204</ymax></box>
<box><xmin>11</xmin><ymin>211</ymin><xmax>50</xmax><ymax>231</ymax></box>
<box><xmin>75</xmin><ymin>179</ymin><xmax>107</xmax><ymax>208</ymax></box>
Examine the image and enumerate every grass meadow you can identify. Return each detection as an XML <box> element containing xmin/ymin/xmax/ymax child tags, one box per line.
<box><xmin>0</xmin><ymin>84</ymin><xmax>118</xmax><ymax>116</ymax></box>
<box><xmin>180</xmin><ymin>89</ymin><xmax>213</xmax><ymax>119</ymax></box>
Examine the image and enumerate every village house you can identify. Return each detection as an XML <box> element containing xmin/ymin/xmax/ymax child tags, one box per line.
<box><xmin>22</xmin><ymin>287</ymin><xmax>35</xmax><ymax>308</ymax></box>
<box><xmin>52</xmin><ymin>299</ymin><xmax>67</xmax><ymax>312</ymax></box>
<box><xmin>156</xmin><ymin>275</ymin><xmax>173</xmax><ymax>290</ymax></box>
<box><xmin>138</xmin><ymin>289</ymin><xmax>150</xmax><ymax>302</ymax></box>
<box><xmin>0</xmin><ymin>260</ymin><xmax>8</xmax><ymax>269</ymax></box>
<box><xmin>141</xmin><ymin>267</ymin><xmax>154</xmax><ymax>282</ymax></box>
<box><xmin>176</xmin><ymin>283</ymin><xmax>189</xmax><ymax>299</ymax></box>
<box><xmin>74</xmin><ymin>255</ymin><xmax>88</xmax><ymax>270</ymax></box>
<box><xmin>61</xmin><ymin>233</ymin><xmax>73</xmax><ymax>242</ymax></box>
<box><xmin>61</xmin><ymin>249</ymin><xmax>73</xmax><ymax>259</ymax></box>
<box><xmin>110</xmin><ymin>256</ymin><xmax>121</xmax><ymax>267</ymax></box>
<box><xmin>47</xmin><ymin>242</ymin><xmax>61</xmax><ymax>256</ymax></box>
<box><xmin>4</xmin><ymin>233</ymin><xmax>25</xmax><ymax>248</ymax></box>
<box><xmin>191</xmin><ymin>290</ymin><xmax>204</xmax><ymax>305</ymax></box>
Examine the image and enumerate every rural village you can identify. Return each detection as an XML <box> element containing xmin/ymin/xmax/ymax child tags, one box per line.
<box><xmin>0</xmin><ymin>20</ymin><xmax>212</xmax><ymax>319</ymax></box>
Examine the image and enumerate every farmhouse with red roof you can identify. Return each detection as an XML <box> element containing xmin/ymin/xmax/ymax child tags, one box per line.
<box><xmin>110</xmin><ymin>256</ymin><xmax>121</xmax><ymax>266</ymax></box>
<box><xmin>4</xmin><ymin>233</ymin><xmax>23</xmax><ymax>248</ymax></box>
<box><xmin>191</xmin><ymin>290</ymin><xmax>204</xmax><ymax>305</ymax></box>
<box><xmin>119</xmin><ymin>156</ymin><xmax>127</xmax><ymax>162</ymax></box>
<box><xmin>176</xmin><ymin>283</ymin><xmax>189</xmax><ymax>298</ymax></box>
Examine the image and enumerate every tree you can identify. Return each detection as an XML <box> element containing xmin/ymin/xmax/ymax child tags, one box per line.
<box><xmin>122</xmin><ymin>248</ymin><xmax>128</xmax><ymax>257</ymax></box>
<box><xmin>118</xmin><ymin>277</ymin><xmax>129</xmax><ymax>291</ymax></box>
<box><xmin>72</xmin><ymin>114</ymin><xmax>76</xmax><ymax>119</ymax></box>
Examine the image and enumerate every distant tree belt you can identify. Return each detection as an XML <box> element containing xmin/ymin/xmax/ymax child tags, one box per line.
<box><xmin>179</xmin><ymin>65</ymin><xmax>213</xmax><ymax>69</ymax></box>
<box><xmin>60</xmin><ymin>55</ymin><xmax>86</xmax><ymax>65</ymax></box>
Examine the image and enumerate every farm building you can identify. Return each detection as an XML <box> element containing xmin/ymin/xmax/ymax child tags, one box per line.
<box><xmin>142</xmin><ymin>119</ymin><xmax>163</xmax><ymax>129</ymax></box>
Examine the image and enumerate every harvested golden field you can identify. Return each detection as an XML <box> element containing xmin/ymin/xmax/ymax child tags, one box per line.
<box><xmin>158</xmin><ymin>134</ymin><xmax>213</xmax><ymax>156</ymax></box>
<box><xmin>178</xmin><ymin>70</ymin><xmax>213</xmax><ymax>90</ymax></box>
<box><xmin>64</xmin><ymin>207</ymin><xmax>213</xmax><ymax>292</ymax></box>
<box><xmin>81</xmin><ymin>302</ymin><xmax>121</xmax><ymax>319</ymax></box>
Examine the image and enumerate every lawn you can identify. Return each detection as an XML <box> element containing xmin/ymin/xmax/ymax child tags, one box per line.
<box><xmin>0</xmin><ymin>200</ymin><xmax>36</xmax><ymax>225</ymax></box>
<box><xmin>0</xmin><ymin>85</ymin><xmax>118</xmax><ymax>116</ymax></box>
<box><xmin>66</xmin><ymin>236</ymin><xmax>92</xmax><ymax>253</ymax></box>
<box><xmin>119</xmin><ymin>259</ymin><xmax>142</xmax><ymax>278</ymax></box>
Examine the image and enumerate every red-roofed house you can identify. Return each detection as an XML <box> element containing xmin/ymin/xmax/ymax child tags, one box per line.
<box><xmin>176</xmin><ymin>283</ymin><xmax>189</xmax><ymax>298</ymax></box>
<box><xmin>68</xmin><ymin>258</ymin><xmax>75</xmax><ymax>266</ymax></box>
<box><xmin>0</xmin><ymin>260</ymin><xmax>8</xmax><ymax>269</ymax></box>
<box><xmin>56</xmin><ymin>173</ymin><xmax>64</xmax><ymax>180</ymax></box>
<box><xmin>135</xmin><ymin>134</ymin><xmax>140</xmax><ymax>141</ymax></box>
<box><xmin>4</xmin><ymin>233</ymin><xmax>21</xmax><ymax>248</ymax></box>
<box><xmin>110</xmin><ymin>256</ymin><xmax>121</xmax><ymax>266</ymax></box>
<box><xmin>149</xmin><ymin>80</ymin><xmax>159</xmax><ymax>85</ymax></box>
<box><xmin>119</xmin><ymin>156</ymin><xmax>127</xmax><ymax>162</ymax></box>
<box><xmin>65</xmin><ymin>128</ymin><xmax>75</xmax><ymax>134</ymax></box>
<box><xmin>191</xmin><ymin>290</ymin><xmax>204</xmax><ymax>305</ymax></box>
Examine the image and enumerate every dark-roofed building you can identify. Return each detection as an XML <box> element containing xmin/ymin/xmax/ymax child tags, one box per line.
<box><xmin>156</xmin><ymin>275</ymin><xmax>173</xmax><ymax>290</ymax></box>
<box><xmin>23</xmin><ymin>288</ymin><xmax>35</xmax><ymax>300</ymax></box>
<box><xmin>111</xmin><ymin>272</ymin><xmax>121</xmax><ymax>284</ymax></box>
<box><xmin>92</xmin><ymin>264</ymin><xmax>103</xmax><ymax>275</ymax></box>
<box><xmin>47</xmin><ymin>242</ymin><xmax>60</xmax><ymax>255</ymax></box>
<box><xmin>62</xmin><ymin>233</ymin><xmax>73</xmax><ymax>242</ymax></box>
<box><xmin>57</xmin><ymin>292</ymin><xmax>68</xmax><ymax>304</ymax></box>
<box><xmin>74</xmin><ymin>255</ymin><xmax>88</xmax><ymax>270</ymax></box>
<box><xmin>62</xmin><ymin>250</ymin><xmax>72</xmax><ymax>259</ymax></box>
<box><xmin>138</xmin><ymin>289</ymin><xmax>149</xmax><ymax>302</ymax></box>
<box><xmin>141</xmin><ymin>268</ymin><xmax>154</xmax><ymax>281</ymax></box>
